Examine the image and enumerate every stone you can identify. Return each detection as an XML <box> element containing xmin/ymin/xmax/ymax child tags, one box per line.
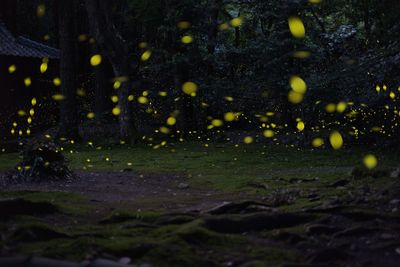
<box><xmin>177</xmin><ymin>182</ymin><xmax>190</xmax><ymax>189</ymax></box>
<box><xmin>389</xmin><ymin>199</ymin><xmax>400</xmax><ymax>205</ymax></box>
<box><xmin>118</xmin><ymin>257</ymin><xmax>132</xmax><ymax>265</ymax></box>
<box><xmin>390</xmin><ymin>168</ymin><xmax>400</xmax><ymax>178</ymax></box>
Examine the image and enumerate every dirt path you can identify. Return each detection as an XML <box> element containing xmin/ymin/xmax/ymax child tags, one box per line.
<box><xmin>1</xmin><ymin>171</ymin><xmax>249</xmax><ymax>211</ymax></box>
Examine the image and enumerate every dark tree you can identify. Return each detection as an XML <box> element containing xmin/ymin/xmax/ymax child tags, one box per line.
<box><xmin>57</xmin><ymin>0</ymin><xmax>79</xmax><ymax>140</ymax></box>
<box><xmin>92</xmin><ymin>44</ymin><xmax>111</xmax><ymax>123</ymax></box>
<box><xmin>85</xmin><ymin>0</ymin><xmax>138</xmax><ymax>143</ymax></box>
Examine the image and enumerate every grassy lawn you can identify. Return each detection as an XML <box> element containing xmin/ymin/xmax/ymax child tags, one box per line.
<box><xmin>1</xmin><ymin>142</ymin><xmax>399</xmax><ymax>192</ymax></box>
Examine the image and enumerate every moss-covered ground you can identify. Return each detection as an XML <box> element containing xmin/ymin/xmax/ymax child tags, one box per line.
<box><xmin>1</xmin><ymin>142</ymin><xmax>399</xmax><ymax>266</ymax></box>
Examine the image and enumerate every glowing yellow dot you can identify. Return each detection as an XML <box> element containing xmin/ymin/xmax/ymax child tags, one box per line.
<box><xmin>111</xmin><ymin>95</ymin><xmax>118</xmax><ymax>103</ymax></box>
<box><xmin>138</xmin><ymin>42</ymin><xmax>147</xmax><ymax>49</ymax></box>
<box><xmin>243</xmin><ymin>136</ymin><xmax>253</xmax><ymax>144</ymax></box>
<box><xmin>112</xmin><ymin>107</ymin><xmax>121</xmax><ymax>116</ymax></box>
<box><xmin>29</xmin><ymin>109</ymin><xmax>35</xmax><ymax>116</ymax></box>
<box><xmin>182</xmin><ymin>82</ymin><xmax>198</xmax><ymax>95</ymax></box>
<box><xmin>293</xmin><ymin>51</ymin><xmax>311</xmax><ymax>59</ymax></box>
<box><xmin>312</xmin><ymin>138</ymin><xmax>324</xmax><ymax>147</ymax></box>
<box><xmin>230</xmin><ymin>17</ymin><xmax>243</xmax><ymax>27</ymax></box>
<box><xmin>329</xmin><ymin>131</ymin><xmax>343</xmax><ymax>150</ymax></box>
<box><xmin>53</xmin><ymin>77</ymin><xmax>61</xmax><ymax>86</ymax></box>
<box><xmin>219</xmin><ymin>23</ymin><xmax>229</xmax><ymax>30</ymax></box>
<box><xmin>212</xmin><ymin>119</ymin><xmax>223</xmax><ymax>127</ymax></box>
<box><xmin>18</xmin><ymin>110</ymin><xmax>26</xmax><ymax>116</ymax></box>
<box><xmin>224</xmin><ymin>96</ymin><xmax>234</xmax><ymax>102</ymax></box>
<box><xmin>128</xmin><ymin>95</ymin><xmax>134</xmax><ymax>101</ymax></box>
<box><xmin>177</xmin><ymin>21</ymin><xmax>191</xmax><ymax>29</ymax></box>
<box><xmin>24</xmin><ymin>77</ymin><xmax>32</xmax><ymax>87</ymax></box>
<box><xmin>309</xmin><ymin>0</ymin><xmax>322</xmax><ymax>4</ymax></box>
<box><xmin>167</xmin><ymin>117</ymin><xmax>176</xmax><ymax>126</ymax></box>
<box><xmin>290</xmin><ymin>76</ymin><xmax>307</xmax><ymax>94</ymax></box>
<box><xmin>52</xmin><ymin>94</ymin><xmax>65</xmax><ymax>101</ymax></box>
<box><xmin>159</xmin><ymin>91</ymin><xmax>167</xmax><ymax>97</ymax></box>
<box><xmin>77</xmin><ymin>88</ymin><xmax>86</xmax><ymax>96</ymax></box>
<box><xmin>87</xmin><ymin>112</ymin><xmax>95</xmax><ymax>119</ymax></box>
<box><xmin>40</xmin><ymin>62</ymin><xmax>48</xmax><ymax>73</ymax></box>
<box><xmin>78</xmin><ymin>34</ymin><xmax>87</xmax><ymax>42</ymax></box>
<box><xmin>325</xmin><ymin>103</ymin><xmax>336</xmax><ymax>113</ymax></box>
<box><xmin>90</xmin><ymin>54</ymin><xmax>102</xmax><ymax>66</ymax></box>
<box><xmin>113</xmin><ymin>81</ymin><xmax>121</xmax><ymax>90</ymax></box>
<box><xmin>390</xmin><ymin>92</ymin><xmax>396</xmax><ymax>99</ymax></box>
<box><xmin>159</xmin><ymin>126</ymin><xmax>170</xmax><ymax>134</ymax></box>
<box><xmin>181</xmin><ymin>35</ymin><xmax>193</xmax><ymax>44</ymax></box>
<box><xmin>288</xmin><ymin>90</ymin><xmax>304</xmax><ymax>104</ymax></box>
<box><xmin>37</xmin><ymin>4</ymin><xmax>46</xmax><ymax>17</ymax></box>
<box><xmin>141</xmin><ymin>50</ymin><xmax>152</xmax><ymax>61</ymax></box>
<box><xmin>138</xmin><ymin>96</ymin><xmax>148</xmax><ymax>104</ymax></box>
<box><xmin>363</xmin><ymin>154</ymin><xmax>378</xmax><ymax>169</ymax></box>
<box><xmin>336</xmin><ymin>102</ymin><xmax>347</xmax><ymax>113</ymax></box>
<box><xmin>263</xmin><ymin>130</ymin><xmax>274</xmax><ymax>138</ymax></box>
<box><xmin>288</xmin><ymin>17</ymin><xmax>305</xmax><ymax>38</ymax></box>
<box><xmin>224</xmin><ymin>112</ymin><xmax>235</xmax><ymax>122</ymax></box>
<box><xmin>8</xmin><ymin>65</ymin><xmax>16</xmax><ymax>73</ymax></box>
<box><xmin>27</xmin><ymin>117</ymin><xmax>32</xmax><ymax>124</ymax></box>
<box><xmin>297</xmin><ymin>121</ymin><xmax>305</xmax><ymax>131</ymax></box>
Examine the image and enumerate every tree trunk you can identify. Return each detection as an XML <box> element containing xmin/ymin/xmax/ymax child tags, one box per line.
<box><xmin>0</xmin><ymin>0</ymin><xmax>17</xmax><ymax>34</ymax></box>
<box><xmin>207</xmin><ymin>0</ymin><xmax>221</xmax><ymax>55</ymax></box>
<box><xmin>92</xmin><ymin>45</ymin><xmax>111</xmax><ymax>123</ymax></box>
<box><xmin>173</xmin><ymin>54</ymin><xmax>197</xmax><ymax>138</ymax></box>
<box><xmin>57</xmin><ymin>0</ymin><xmax>79</xmax><ymax>140</ymax></box>
<box><xmin>363</xmin><ymin>0</ymin><xmax>371</xmax><ymax>41</ymax></box>
<box><xmin>84</xmin><ymin>0</ymin><xmax>137</xmax><ymax>142</ymax></box>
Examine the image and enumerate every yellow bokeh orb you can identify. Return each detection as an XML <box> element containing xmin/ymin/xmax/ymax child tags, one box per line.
<box><xmin>167</xmin><ymin>117</ymin><xmax>176</xmax><ymax>126</ymax></box>
<box><xmin>90</xmin><ymin>54</ymin><xmax>102</xmax><ymax>66</ymax></box>
<box><xmin>182</xmin><ymin>82</ymin><xmax>198</xmax><ymax>95</ymax></box>
<box><xmin>263</xmin><ymin>130</ymin><xmax>274</xmax><ymax>138</ymax></box>
<box><xmin>329</xmin><ymin>131</ymin><xmax>343</xmax><ymax>150</ymax></box>
<box><xmin>290</xmin><ymin>76</ymin><xmax>307</xmax><ymax>94</ymax></box>
<box><xmin>288</xmin><ymin>16</ymin><xmax>305</xmax><ymax>38</ymax></box>
<box><xmin>224</xmin><ymin>112</ymin><xmax>235</xmax><ymax>122</ymax></box>
<box><xmin>363</xmin><ymin>154</ymin><xmax>378</xmax><ymax>169</ymax></box>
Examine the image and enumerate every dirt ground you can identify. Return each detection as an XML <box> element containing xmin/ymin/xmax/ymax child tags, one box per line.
<box><xmin>1</xmin><ymin>171</ymin><xmax>249</xmax><ymax>211</ymax></box>
<box><xmin>1</xmin><ymin>171</ymin><xmax>400</xmax><ymax>267</ymax></box>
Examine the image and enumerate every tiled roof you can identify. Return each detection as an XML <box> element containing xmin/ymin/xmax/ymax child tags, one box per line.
<box><xmin>0</xmin><ymin>21</ymin><xmax>59</xmax><ymax>59</ymax></box>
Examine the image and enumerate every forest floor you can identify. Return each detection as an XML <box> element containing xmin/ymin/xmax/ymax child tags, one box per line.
<box><xmin>0</xmin><ymin>142</ymin><xmax>400</xmax><ymax>266</ymax></box>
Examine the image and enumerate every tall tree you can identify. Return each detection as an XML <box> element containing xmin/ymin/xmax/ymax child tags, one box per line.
<box><xmin>0</xmin><ymin>0</ymin><xmax>17</xmax><ymax>34</ymax></box>
<box><xmin>57</xmin><ymin>0</ymin><xmax>79</xmax><ymax>140</ymax></box>
<box><xmin>93</xmin><ymin>44</ymin><xmax>111</xmax><ymax>123</ymax></box>
<box><xmin>85</xmin><ymin>0</ymin><xmax>138</xmax><ymax>142</ymax></box>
